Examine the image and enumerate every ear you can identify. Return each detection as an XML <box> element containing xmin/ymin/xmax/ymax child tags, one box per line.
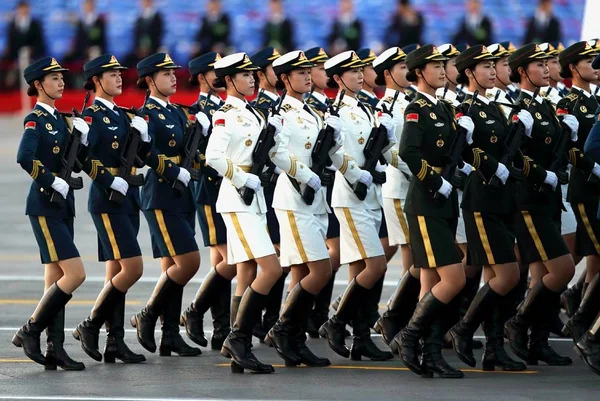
<box><xmin>280</xmin><ymin>73</ymin><xmax>289</xmax><ymax>85</ymax></box>
<box><xmin>34</xmin><ymin>79</ymin><xmax>43</xmax><ymax>91</ymax></box>
<box><xmin>92</xmin><ymin>75</ymin><xmax>101</xmax><ymax>86</ymax></box>
<box><xmin>333</xmin><ymin>73</ymin><xmax>342</xmax><ymax>85</ymax></box>
<box><xmin>384</xmin><ymin>69</ymin><xmax>391</xmax><ymax>80</ymax></box>
<box><xmin>569</xmin><ymin>63</ymin><xmax>576</xmax><ymax>75</ymax></box>
<box><xmin>257</xmin><ymin>70</ymin><xmax>266</xmax><ymax>80</ymax></box>
<box><xmin>415</xmin><ymin>68</ymin><xmax>422</xmax><ymax>79</ymax></box>
<box><xmin>145</xmin><ymin>75</ymin><xmax>154</xmax><ymax>89</ymax></box>
<box><xmin>518</xmin><ymin>66</ymin><xmax>526</xmax><ymax>77</ymax></box>
<box><xmin>465</xmin><ymin>68</ymin><xmax>473</xmax><ymax>79</ymax></box>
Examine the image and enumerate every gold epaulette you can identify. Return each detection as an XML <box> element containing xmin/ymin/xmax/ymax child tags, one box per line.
<box><xmin>30</xmin><ymin>109</ymin><xmax>47</xmax><ymax>117</ymax></box>
<box><xmin>145</xmin><ymin>103</ymin><xmax>160</xmax><ymax>110</ymax></box>
<box><xmin>281</xmin><ymin>103</ymin><xmax>295</xmax><ymax>112</ymax></box>
<box><xmin>415</xmin><ymin>99</ymin><xmax>430</xmax><ymax>108</ymax></box>
<box><xmin>219</xmin><ymin>104</ymin><xmax>234</xmax><ymax>113</ymax></box>
<box><xmin>87</xmin><ymin>104</ymin><xmax>103</xmax><ymax>113</ymax></box>
<box><xmin>565</xmin><ymin>93</ymin><xmax>579</xmax><ymax>102</ymax></box>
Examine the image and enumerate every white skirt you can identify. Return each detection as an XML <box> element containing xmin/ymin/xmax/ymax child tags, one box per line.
<box><xmin>275</xmin><ymin>209</ymin><xmax>329</xmax><ymax>267</ymax></box>
<box><xmin>334</xmin><ymin>207</ymin><xmax>384</xmax><ymax>264</ymax></box>
<box><xmin>383</xmin><ymin>197</ymin><xmax>410</xmax><ymax>246</ymax></box>
<box><xmin>222</xmin><ymin>211</ymin><xmax>275</xmax><ymax>264</ymax></box>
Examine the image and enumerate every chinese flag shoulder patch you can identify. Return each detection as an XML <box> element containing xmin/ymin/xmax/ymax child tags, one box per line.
<box><xmin>25</xmin><ymin>121</ymin><xmax>36</xmax><ymax>129</ymax></box>
<box><xmin>406</xmin><ymin>113</ymin><xmax>419</xmax><ymax>123</ymax></box>
<box><xmin>512</xmin><ymin>114</ymin><xmax>519</xmax><ymax>122</ymax></box>
<box><xmin>557</xmin><ymin>108</ymin><xmax>568</xmax><ymax>116</ymax></box>
<box><xmin>144</xmin><ymin>115</ymin><xmax>149</xmax><ymax>122</ymax></box>
<box><xmin>84</xmin><ymin>116</ymin><xmax>93</xmax><ymax>125</ymax></box>
<box><xmin>188</xmin><ymin>114</ymin><xmax>196</xmax><ymax>121</ymax></box>
<box><xmin>214</xmin><ymin>118</ymin><xmax>225</xmax><ymax>127</ymax></box>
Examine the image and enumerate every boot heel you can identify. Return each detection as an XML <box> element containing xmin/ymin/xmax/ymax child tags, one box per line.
<box><xmin>373</xmin><ymin>321</ymin><xmax>383</xmax><ymax>335</ymax></box>
<box><xmin>179</xmin><ymin>315</ymin><xmax>185</xmax><ymax>327</ymax></box>
<box><xmin>159</xmin><ymin>347</ymin><xmax>172</xmax><ymax>356</ymax></box>
<box><xmin>72</xmin><ymin>328</ymin><xmax>80</xmax><ymax>341</ymax></box>
<box><xmin>231</xmin><ymin>361</ymin><xmax>244</xmax><ymax>373</ymax></box>
<box><xmin>220</xmin><ymin>348</ymin><xmax>231</xmax><ymax>358</ymax></box>
<box><xmin>104</xmin><ymin>352</ymin><xmax>116</xmax><ymax>363</ymax></box>
<box><xmin>350</xmin><ymin>349</ymin><xmax>362</xmax><ymax>361</ymax></box>
<box><xmin>284</xmin><ymin>358</ymin><xmax>300</xmax><ymax>367</ymax></box>
<box><xmin>11</xmin><ymin>335</ymin><xmax>23</xmax><ymax>348</ymax></box>
<box><xmin>130</xmin><ymin>316</ymin><xmax>137</xmax><ymax>328</ymax></box>
<box><xmin>421</xmin><ymin>365</ymin><xmax>433</xmax><ymax>378</ymax></box>
<box><xmin>44</xmin><ymin>355</ymin><xmax>57</xmax><ymax>371</ymax></box>
<box><xmin>481</xmin><ymin>360</ymin><xmax>495</xmax><ymax>371</ymax></box>
<box><xmin>526</xmin><ymin>358</ymin><xmax>538</xmax><ymax>366</ymax></box>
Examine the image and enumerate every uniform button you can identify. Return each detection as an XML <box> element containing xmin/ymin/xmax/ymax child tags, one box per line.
<box><xmin>159</xmin><ymin>178</ymin><xmax>163</xmax><ymax>183</ymax></box>
<box><xmin>40</xmin><ymin>188</ymin><xmax>44</xmax><ymax>192</ymax></box>
<box><xmin>168</xmin><ymin>163</ymin><xmax>172</xmax><ymax>167</ymax></box>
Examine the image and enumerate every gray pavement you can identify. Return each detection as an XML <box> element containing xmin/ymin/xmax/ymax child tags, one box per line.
<box><xmin>0</xmin><ymin>116</ymin><xmax>597</xmax><ymax>400</ymax></box>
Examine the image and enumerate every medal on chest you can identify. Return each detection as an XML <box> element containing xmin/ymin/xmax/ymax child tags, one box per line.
<box><xmin>112</xmin><ymin>135</ymin><xmax>120</xmax><ymax>150</ymax></box>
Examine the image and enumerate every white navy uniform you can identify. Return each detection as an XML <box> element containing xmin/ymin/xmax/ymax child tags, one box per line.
<box><xmin>206</xmin><ymin>95</ymin><xmax>278</xmax><ymax>264</ymax></box>
<box><xmin>272</xmin><ymin>95</ymin><xmax>345</xmax><ymax>266</ymax></box>
<box><xmin>379</xmin><ymin>88</ymin><xmax>411</xmax><ymax>246</ymax></box>
<box><xmin>486</xmin><ymin>87</ymin><xmax>514</xmax><ymax>120</ymax></box>
<box><xmin>332</xmin><ymin>94</ymin><xmax>397</xmax><ymax>264</ymax></box>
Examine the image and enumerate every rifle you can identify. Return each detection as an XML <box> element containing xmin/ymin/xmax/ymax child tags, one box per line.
<box><xmin>50</xmin><ymin>92</ymin><xmax>90</xmax><ymax>204</ymax></box>
<box><xmin>537</xmin><ymin>93</ymin><xmax>582</xmax><ymax>193</ymax></box>
<box><xmin>108</xmin><ymin>91</ymin><xmax>150</xmax><ymax>204</ymax></box>
<box><xmin>354</xmin><ymin>90</ymin><xmax>399</xmax><ymax>201</ymax></box>
<box><xmin>488</xmin><ymin>87</ymin><xmax>541</xmax><ymax>189</ymax></box>
<box><xmin>431</xmin><ymin>90</ymin><xmax>479</xmax><ymax>204</ymax></box>
<box><xmin>301</xmin><ymin>90</ymin><xmax>345</xmax><ymax>205</ymax></box>
<box><xmin>238</xmin><ymin>90</ymin><xmax>287</xmax><ymax>205</ymax></box>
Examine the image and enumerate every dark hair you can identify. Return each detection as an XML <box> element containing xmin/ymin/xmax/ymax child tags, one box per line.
<box><xmin>275</xmin><ymin>73</ymin><xmax>286</xmax><ymax>91</ymax></box>
<box><xmin>456</xmin><ymin>71</ymin><xmax>469</xmax><ymax>86</ymax></box>
<box><xmin>83</xmin><ymin>78</ymin><xmax>96</xmax><ymax>91</ymax></box>
<box><xmin>406</xmin><ymin>69</ymin><xmax>417</xmax><ymax>82</ymax></box>
<box><xmin>26</xmin><ymin>84</ymin><xmax>38</xmax><ymax>97</ymax></box>
<box><xmin>188</xmin><ymin>73</ymin><xmax>201</xmax><ymax>86</ymax></box>
<box><xmin>509</xmin><ymin>68</ymin><xmax>521</xmax><ymax>83</ymax></box>
<box><xmin>136</xmin><ymin>76</ymin><xmax>149</xmax><ymax>89</ymax></box>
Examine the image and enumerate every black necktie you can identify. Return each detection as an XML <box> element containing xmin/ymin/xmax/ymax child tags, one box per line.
<box><xmin>53</xmin><ymin>109</ymin><xmax>60</xmax><ymax>120</ymax></box>
<box><xmin>245</xmin><ymin>104</ymin><xmax>262</xmax><ymax>125</ymax></box>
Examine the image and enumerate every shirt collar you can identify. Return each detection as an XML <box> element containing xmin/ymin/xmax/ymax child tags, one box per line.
<box><xmin>572</xmin><ymin>85</ymin><xmax>592</xmax><ymax>98</ymax></box>
<box><xmin>338</xmin><ymin>94</ymin><xmax>358</xmax><ymax>108</ymax></box>
<box><xmin>262</xmin><ymin>89</ymin><xmax>279</xmax><ymax>102</ymax></box>
<box><xmin>360</xmin><ymin>90</ymin><xmax>377</xmax><ymax>100</ymax></box>
<box><xmin>521</xmin><ymin>88</ymin><xmax>544</xmax><ymax>104</ymax></box>
<box><xmin>201</xmin><ymin>91</ymin><xmax>223</xmax><ymax>105</ymax></box>
<box><xmin>95</xmin><ymin>97</ymin><xmax>116</xmax><ymax>110</ymax></box>
<box><xmin>150</xmin><ymin>95</ymin><xmax>169</xmax><ymax>108</ymax></box>
<box><xmin>36</xmin><ymin>101</ymin><xmax>57</xmax><ymax>116</ymax></box>
<box><xmin>463</xmin><ymin>89</ymin><xmax>490</xmax><ymax>105</ymax></box>
<box><xmin>227</xmin><ymin>95</ymin><xmax>247</xmax><ymax>109</ymax></box>
<box><xmin>418</xmin><ymin>91</ymin><xmax>438</xmax><ymax>105</ymax></box>
<box><xmin>283</xmin><ymin>95</ymin><xmax>305</xmax><ymax>110</ymax></box>
<box><xmin>384</xmin><ymin>88</ymin><xmax>405</xmax><ymax>101</ymax></box>
<box><xmin>311</xmin><ymin>91</ymin><xmax>328</xmax><ymax>104</ymax></box>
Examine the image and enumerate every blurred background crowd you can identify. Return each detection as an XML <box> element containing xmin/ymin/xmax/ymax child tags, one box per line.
<box><xmin>0</xmin><ymin>0</ymin><xmax>586</xmax><ymax>92</ymax></box>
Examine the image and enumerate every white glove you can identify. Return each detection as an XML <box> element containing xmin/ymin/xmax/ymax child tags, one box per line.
<box><xmin>131</xmin><ymin>116</ymin><xmax>150</xmax><ymax>142</ymax></box>
<box><xmin>562</xmin><ymin>114</ymin><xmax>579</xmax><ymax>142</ymax></box>
<box><xmin>437</xmin><ymin>177</ymin><xmax>453</xmax><ymax>198</ymax></box>
<box><xmin>268</xmin><ymin>114</ymin><xmax>284</xmax><ymax>137</ymax></box>
<box><xmin>378</xmin><ymin>113</ymin><xmax>395</xmax><ymax>141</ymax></box>
<box><xmin>109</xmin><ymin>176</ymin><xmax>129</xmax><ymax>196</ymax></box>
<box><xmin>273</xmin><ymin>166</ymin><xmax>283</xmax><ymax>175</ymax></box>
<box><xmin>544</xmin><ymin>170</ymin><xmax>558</xmax><ymax>191</ymax></box>
<box><xmin>358</xmin><ymin>169</ymin><xmax>373</xmax><ymax>186</ymax></box>
<box><xmin>593</xmin><ymin>163</ymin><xmax>600</xmax><ymax>179</ymax></box>
<box><xmin>176</xmin><ymin>168</ymin><xmax>191</xmax><ymax>187</ymax></box>
<box><xmin>243</xmin><ymin>173</ymin><xmax>262</xmax><ymax>192</ymax></box>
<box><xmin>375</xmin><ymin>163</ymin><xmax>387</xmax><ymax>173</ymax></box>
<box><xmin>195</xmin><ymin>111</ymin><xmax>210</xmax><ymax>137</ymax></box>
<box><xmin>516</xmin><ymin>110</ymin><xmax>534</xmax><ymax>138</ymax></box>
<box><xmin>458</xmin><ymin>162</ymin><xmax>473</xmax><ymax>176</ymax></box>
<box><xmin>326</xmin><ymin>115</ymin><xmax>342</xmax><ymax>140</ymax></box>
<box><xmin>458</xmin><ymin>116</ymin><xmax>474</xmax><ymax>145</ymax></box>
<box><xmin>307</xmin><ymin>174</ymin><xmax>322</xmax><ymax>190</ymax></box>
<box><xmin>72</xmin><ymin>117</ymin><xmax>89</xmax><ymax>146</ymax></box>
<box><xmin>51</xmin><ymin>176</ymin><xmax>69</xmax><ymax>199</ymax></box>
<box><xmin>494</xmin><ymin>162</ymin><xmax>509</xmax><ymax>184</ymax></box>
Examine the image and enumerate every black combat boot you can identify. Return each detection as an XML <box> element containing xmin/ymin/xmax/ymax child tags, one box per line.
<box><xmin>45</xmin><ymin>307</ymin><xmax>85</xmax><ymax>370</ymax></box>
<box><xmin>392</xmin><ymin>291</ymin><xmax>445</xmax><ymax>375</ymax></box>
<box><xmin>130</xmin><ymin>272</ymin><xmax>179</xmax><ymax>353</ymax></box>
<box><xmin>421</xmin><ymin>317</ymin><xmax>464</xmax><ymax>379</ymax></box>
<box><xmin>258</xmin><ymin>271</ymin><xmax>288</xmax><ymax>340</ymax></box>
<box><xmin>73</xmin><ymin>280</ymin><xmax>123</xmax><ymax>361</ymax></box>
<box><xmin>447</xmin><ymin>284</ymin><xmax>499</xmax><ymax>367</ymax></box>
<box><xmin>575</xmin><ymin>313</ymin><xmax>600</xmax><ymax>376</ymax></box>
<box><xmin>561</xmin><ymin>271</ymin><xmax>586</xmax><ymax>317</ymax></box>
<box><xmin>295</xmin><ymin>292</ymin><xmax>331</xmax><ymax>367</ymax></box>
<box><xmin>504</xmin><ymin>280</ymin><xmax>556</xmax><ymax>362</ymax></box>
<box><xmin>159</xmin><ymin>284</ymin><xmax>202</xmax><ymax>357</ymax></box>
<box><xmin>307</xmin><ymin>272</ymin><xmax>336</xmax><ymax>338</ymax></box>
<box><xmin>221</xmin><ymin>287</ymin><xmax>274</xmax><ymax>373</ymax></box>
<box><xmin>481</xmin><ymin>298</ymin><xmax>526</xmax><ymax>371</ymax></box>
<box><xmin>350</xmin><ymin>286</ymin><xmax>394</xmax><ymax>361</ymax></box>
<box><xmin>104</xmin><ymin>291</ymin><xmax>145</xmax><ymax>363</ymax></box>
<box><xmin>318</xmin><ymin>279</ymin><xmax>367</xmax><ymax>358</ymax></box>
<box><xmin>373</xmin><ymin>272</ymin><xmax>420</xmax><ymax>345</ymax></box>
<box><xmin>563</xmin><ymin>274</ymin><xmax>600</xmax><ymax>344</ymax></box>
<box><xmin>12</xmin><ymin>283</ymin><xmax>72</xmax><ymax>366</ymax></box>
<box><xmin>210</xmin><ymin>279</ymin><xmax>232</xmax><ymax>350</ymax></box>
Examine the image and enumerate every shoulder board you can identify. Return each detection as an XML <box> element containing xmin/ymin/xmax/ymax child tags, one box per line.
<box><xmin>88</xmin><ymin>104</ymin><xmax>103</xmax><ymax>113</ymax></box>
<box><xmin>145</xmin><ymin>103</ymin><xmax>160</xmax><ymax>110</ymax></box>
<box><xmin>485</xmin><ymin>92</ymin><xmax>494</xmax><ymax>99</ymax></box>
<box><xmin>415</xmin><ymin>99</ymin><xmax>430</xmax><ymax>108</ymax></box>
<box><xmin>257</xmin><ymin>96</ymin><xmax>270</xmax><ymax>105</ymax></box>
<box><xmin>339</xmin><ymin>102</ymin><xmax>350</xmax><ymax>109</ymax></box>
<box><xmin>382</xmin><ymin>96</ymin><xmax>394</xmax><ymax>104</ymax></box>
<box><xmin>522</xmin><ymin>98</ymin><xmax>531</xmax><ymax>107</ymax></box>
<box><xmin>566</xmin><ymin>93</ymin><xmax>579</xmax><ymax>102</ymax></box>
<box><xmin>463</xmin><ymin>98</ymin><xmax>473</xmax><ymax>106</ymax></box>
<box><xmin>219</xmin><ymin>104</ymin><xmax>234</xmax><ymax>113</ymax></box>
<box><xmin>30</xmin><ymin>109</ymin><xmax>47</xmax><ymax>118</ymax></box>
<box><xmin>281</xmin><ymin>103</ymin><xmax>295</xmax><ymax>112</ymax></box>
<box><xmin>199</xmin><ymin>98</ymin><xmax>208</xmax><ymax>108</ymax></box>
<box><xmin>308</xmin><ymin>105</ymin><xmax>324</xmax><ymax>119</ymax></box>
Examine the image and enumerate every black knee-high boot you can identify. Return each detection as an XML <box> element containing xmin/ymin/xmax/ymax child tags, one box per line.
<box><xmin>210</xmin><ymin>279</ymin><xmax>232</xmax><ymax>350</ymax></box>
<box><xmin>104</xmin><ymin>291</ymin><xmax>146</xmax><ymax>363</ymax></box>
<box><xmin>421</xmin><ymin>316</ymin><xmax>464</xmax><ymax>379</ymax></box>
<box><xmin>258</xmin><ymin>271</ymin><xmax>288</xmax><ymax>339</ymax></box>
<box><xmin>73</xmin><ymin>280</ymin><xmax>124</xmax><ymax>361</ymax></box>
<box><xmin>160</xmin><ymin>284</ymin><xmax>202</xmax><ymax>357</ymax></box>
<box><xmin>221</xmin><ymin>287</ymin><xmax>274</xmax><ymax>373</ymax></box>
<box><xmin>45</xmin><ymin>307</ymin><xmax>85</xmax><ymax>370</ymax></box>
<box><xmin>563</xmin><ymin>274</ymin><xmax>600</xmax><ymax>344</ymax></box>
<box><xmin>575</xmin><ymin>312</ymin><xmax>600</xmax><ymax>376</ymax></box>
<box><xmin>13</xmin><ymin>283</ymin><xmax>72</xmax><ymax>366</ymax></box>
<box><xmin>307</xmin><ymin>271</ymin><xmax>337</xmax><ymax>338</ymax></box>
<box><xmin>561</xmin><ymin>270</ymin><xmax>586</xmax><ymax>318</ymax></box>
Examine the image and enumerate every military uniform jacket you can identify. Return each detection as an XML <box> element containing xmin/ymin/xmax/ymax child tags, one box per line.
<box><xmin>509</xmin><ymin>91</ymin><xmax>574</xmax><ymax>214</ymax></box>
<box><xmin>193</xmin><ymin>92</ymin><xmax>224</xmax><ymax>206</ymax></box>
<box><xmin>139</xmin><ymin>97</ymin><xmax>195</xmax><ymax>213</ymax></box>
<box><xmin>379</xmin><ymin>88</ymin><xmax>411</xmax><ymax>200</ymax></box>
<box><xmin>399</xmin><ymin>92</ymin><xmax>460</xmax><ymax>218</ymax></box>
<box><xmin>542</xmin><ymin>86</ymin><xmax>563</xmax><ymax>107</ymax></box>
<box><xmin>252</xmin><ymin>89</ymin><xmax>279</xmax><ymax>110</ymax></box>
<box><xmin>305</xmin><ymin>91</ymin><xmax>330</xmax><ymax>115</ymax></box>
<box><xmin>458</xmin><ymin>93</ymin><xmax>515</xmax><ymax>214</ymax></box>
<box><xmin>206</xmin><ymin>95</ymin><xmax>278</xmax><ymax>214</ymax></box>
<box><xmin>357</xmin><ymin>90</ymin><xmax>379</xmax><ymax>110</ymax></box>
<box><xmin>83</xmin><ymin>100</ymin><xmax>150</xmax><ymax>215</ymax></box>
<box><xmin>331</xmin><ymin>94</ymin><xmax>394</xmax><ymax>210</ymax></box>
<box><xmin>557</xmin><ymin>87</ymin><xmax>599</xmax><ymax>204</ymax></box>
<box><xmin>17</xmin><ymin>103</ymin><xmax>88</xmax><ymax>218</ymax></box>
<box><xmin>486</xmin><ymin>87</ymin><xmax>514</xmax><ymax>120</ymax></box>
<box><xmin>272</xmin><ymin>95</ymin><xmax>351</xmax><ymax>214</ymax></box>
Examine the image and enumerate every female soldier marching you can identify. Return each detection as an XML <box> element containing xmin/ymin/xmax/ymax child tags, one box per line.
<box><xmin>13</xmin><ymin>57</ymin><xmax>89</xmax><ymax>370</ymax></box>
<box><xmin>130</xmin><ymin>53</ymin><xmax>209</xmax><ymax>358</ymax></box>
<box><xmin>72</xmin><ymin>54</ymin><xmax>149</xmax><ymax>364</ymax></box>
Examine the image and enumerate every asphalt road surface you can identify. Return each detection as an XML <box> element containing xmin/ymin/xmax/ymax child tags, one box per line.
<box><xmin>0</xmin><ymin>116</ymin><xmax>597</xmax><ymax>401</ymax></box>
